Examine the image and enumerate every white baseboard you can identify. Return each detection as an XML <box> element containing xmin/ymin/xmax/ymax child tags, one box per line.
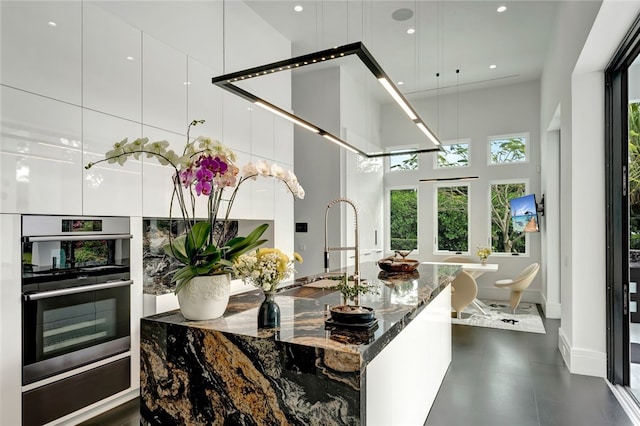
<box><xmin>558</xmin><ymin>327</ymin><xmax>606</xmax><ymax>377</ymax></box>
<box><xmin>541</xmin><ymin>293</ymin><xmax>561</xmax><ymax>319</ymax></box>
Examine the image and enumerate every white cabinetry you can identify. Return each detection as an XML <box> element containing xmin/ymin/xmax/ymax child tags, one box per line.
<box><xmin>1</xmin><ymin>1</ymin><xmax>82</xmax><ymax>105</ymax></box>
<box><xmin>0</xmin><ymin>87</ymin><xmax>82</xmax><ymax>214</ymax></box>
<box><xmin>142</xmin><ymin>34</ymin><xmax>187</xmax><ymax>134</ymax></box>
<box><xmin>367</xmin><ymin>285</ymin><xmax>451</xmax><ymax>425</ymax></box>
<box><xmin>83</xmin><ymin>3</ymin><xmax>142</xmax><ymax>122</ymax></box>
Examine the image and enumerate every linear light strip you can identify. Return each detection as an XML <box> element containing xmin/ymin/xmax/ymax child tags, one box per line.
<box><xmin>416</xmin><ymin>122</ymin><xmax>441</xmax><ymax>146</ymax></box>
<box><xmin>254</xmin><ymin>101</ymin><xmax>319</xmax><ymax>133</ymax></box>
<box><xmin>322</xmin><ymin>134</ymin><xmax>360</xmax><ymax>154</ymax></box>
<box><xmin>378</xmin><ymin>77</ymin><xmax>418</xmax><ymax>120</ymax></box>
<box><xmin>212</xmin><ymin>41</ymin><xmax>442</xmax><ymax>158</ymax></box>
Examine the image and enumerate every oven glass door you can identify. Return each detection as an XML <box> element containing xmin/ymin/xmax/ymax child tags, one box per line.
<box><xmin>22</xmin><ymin>283</ymin><xmax>131</xmax><ymax>384</ymax></box>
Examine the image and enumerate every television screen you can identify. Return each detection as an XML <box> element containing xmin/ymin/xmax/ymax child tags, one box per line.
<box><xmin>509</xmin><ymin>194</ymin><xmax>540</xmax><ymax>233</ymax></box>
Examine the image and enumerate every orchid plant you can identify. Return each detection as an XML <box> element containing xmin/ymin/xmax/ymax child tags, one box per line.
<box><xmin>233</xmin><ymin>248</ymin><xmax>303</xmax><ymax>293</ymax></box>
<box><xmin>85</xmin><ymin>119</ymin><xmax>305</xmax><ymax>294</ymax></box>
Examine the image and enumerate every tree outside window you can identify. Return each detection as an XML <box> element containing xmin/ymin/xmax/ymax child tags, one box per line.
<box><xmin>489</xmin><ymin>134</ymin><xmax>527</xmax><ymax>165</ymax></box>
<box><xmin>389</xmin><ymin>149</ymin><xmax>418</xmax><ymax>171</ymax></box>
<box><xmin>437</xmin><ymin>141</ymin><xmax>470</xmax><ymax>168</ymax></box>
<box><xmin>436</xmin><ymin>185</ymin><xmax>469</xmax><ymax>252</ymax></box>
<box><xmin>389</xmin><ymin>188</ymin><xmax>418</xmax><ymax>251</ymax></box>
<box><xmin>629</xmin><ymin>102</ymin><xmax>640</xmax><ymax>249</ymax></box>
<box><xmin>491</xmin><ymin>181</ymin><xmax>526</xmax><ymax>253</ymax></box>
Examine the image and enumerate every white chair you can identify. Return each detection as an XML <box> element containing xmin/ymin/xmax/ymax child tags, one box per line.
<box><xmin>450</xmin><ymin>270</ymin><xmax>478</xmax><ymax>318</ymax></box>
<box><xmin>494</xmin><ymin>263</ymin><xmax>540</xmax><ymax>313</ymax></box>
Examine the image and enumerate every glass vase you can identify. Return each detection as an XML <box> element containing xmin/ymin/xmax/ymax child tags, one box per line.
<box><xmin>258</xmin><ymin>290</ymin><xmax>280</xmax><ymax>329</ymax></box>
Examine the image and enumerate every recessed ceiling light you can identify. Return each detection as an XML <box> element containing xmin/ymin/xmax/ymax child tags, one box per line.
<box><xmin>489</xmin><ymin>64</ymin><xmax>497</xmax><ymax>69</ymax></box>
<box><xmin>294</xmin><ymin>5</ymin><xmax>303</xmax><ymax>12</ymax></box>
<box><xmin>398</xmin><ymin>81</ymin><xmax>405</xmax><ymax>86</ymax></box>
<box><xmin>126</xmin><ymin>56</ymin><xmax>134</xmax><ymax>61</ymax></box>
<box><xmin>48</xmin><ymin>21</ymin><xmax>57</xmax><ymax>27</ymax></box>
<box><xmin>497</xmin><ymin>5</ymin><xmax>507</xmax><ymax>13</ymax></box>
<box><xmin>183</xmin><ymin>81</ymin><xmax>191</xmax><ymax>85</ymax></box>
<box><xmin>406</xmin><ymin>28</ymin><xmax>415</xmax><ymax>35</ymax></box>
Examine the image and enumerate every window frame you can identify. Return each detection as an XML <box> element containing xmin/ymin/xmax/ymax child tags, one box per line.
<box><xmin>434</xmin><ymin>138</ymin><xmax>471</xmax><ymax>169</ymax></box>
<box><xmin>488</xmin><ymin>178</ymin><xmax>531</xmax><ymax>256</ymax></box>
<box><xmin>387</xmin><ymin>186</ymin><xmax>420</xmax><ymax>254</ymax></box>
<box><xmin>386</xmin><ymin>145</ymin><xmax>419</xmax><ymax>173</ymax></box>
<box><xmin>433</xmin><ymin>182</ymin><xmax>470</xmax><ymax>255</ymax></box>
<box><xmin>487</xmin><ymin>132</ymin><xmax>530</xmax><ymax>166</ymax></box>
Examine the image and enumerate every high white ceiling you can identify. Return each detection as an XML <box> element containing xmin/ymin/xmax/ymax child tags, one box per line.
<box><xmin>244</xmin><ymin>0</ymin><xmax>561</xmax><ymax>99</ymax></box>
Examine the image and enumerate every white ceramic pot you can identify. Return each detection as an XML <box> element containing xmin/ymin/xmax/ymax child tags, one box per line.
<box><xmin>176</xmin><ymin>274</ymin><xmax>231</xmax><ymax>320</ymax></box>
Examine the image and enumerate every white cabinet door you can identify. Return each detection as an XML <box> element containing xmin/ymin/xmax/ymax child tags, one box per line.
<box><xmin>83</xmin><ymin>3</ymin><xmax>142</xmax><ymax>122</ymax></box>
<box><xmin>142</xmin><ymin>34</ymin><xmax>187</xmax><ymax>135</ymax></box>
<box><xmin>0</xmin><ymin>87</ymin><xmax>82</xmax><ymax>214</ymax></box>
<box><xmin>82</xmin><ymin>111</ymin><xmax>143</xmax><ymax>216</ymax></box>
<box><xmin>1</xmin><ymin>1</ymin><xmax>81</xmax><ymax>105</ymax></box>
<box><xmin>187</xmin><ymin>57</ymin><xmax>223</xmax><ymax>141</ymax></box>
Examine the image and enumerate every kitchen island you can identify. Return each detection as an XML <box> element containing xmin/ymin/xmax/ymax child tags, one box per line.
<box><xmin>140</xmin><ymin>262</ymin><xmax>455</xmax><ymax>425</ymax></box>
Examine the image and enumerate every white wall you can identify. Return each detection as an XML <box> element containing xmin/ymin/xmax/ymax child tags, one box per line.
<box><xmin>382</xmin><ymin>80</ymin><xmax>543</xmax><ymax>302</ymax></box>
<box><xmin>541</xmin><ymin>0</ymin><xmax>640</xmax><ymax>377</ymax></box>
<box><xmin>0</xmin><ymin>0</ymin><xmax>294</xmax><ymax>423</ymax></box>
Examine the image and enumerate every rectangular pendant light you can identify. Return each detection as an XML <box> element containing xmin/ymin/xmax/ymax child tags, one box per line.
<box><xmin>212</xmin><ymin>41</ymin><xmax>442</xmax><ymax>158</ymax></box>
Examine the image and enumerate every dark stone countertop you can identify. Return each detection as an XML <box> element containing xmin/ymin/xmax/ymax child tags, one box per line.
<box><xmin>143</xmin><ymin>261</ymin><xmax>457</xmax><ymax>365</ymax></box>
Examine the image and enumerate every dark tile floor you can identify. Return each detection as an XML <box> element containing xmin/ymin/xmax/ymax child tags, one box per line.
<box><xmin>425</xmin><ymin>313</ymin><xmax>634</xmax><ymax>426</ymax></box>
<box><xmin>82</xmin><ymin>311</ymin><xmax>633</xmax><ymax>426</ymax></box>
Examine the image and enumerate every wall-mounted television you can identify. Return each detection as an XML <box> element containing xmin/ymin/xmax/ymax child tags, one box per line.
<box><xmin>509</xmin><ymin>194</ymin><xmax>540</xmax><ymax>233</ymax></box>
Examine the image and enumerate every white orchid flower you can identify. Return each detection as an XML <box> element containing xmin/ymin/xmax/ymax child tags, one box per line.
<box><xmin>242</xmin><ymin>162</ymin><xmax>259</xmax><ymax>180</ymax></box>
<box><xmin>105</xmin><ymin>138</ymin><xmax>127</xmax><ymax>164</ymax></box>
<box><xmin>270</xmin><ymin>163</ymin><xmax>286</xmax><ymax>179</ymax></box>
<box><xmin>256</xmin><ymin>160</ymin><xmax>271</xmax><ymax>176</ymax></box>
<box><xmin>127</xmin><ymin>137</ymin><xmax>148</xmax><ymax>159</ymax></box>
<box><xmin>146</xmin><ymin>140</ymin><xmax>170</xmax><ymax>158</ymax></box>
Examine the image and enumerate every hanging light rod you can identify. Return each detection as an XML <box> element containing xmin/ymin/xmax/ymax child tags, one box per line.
<box><xmin>419</xmin><ymin>176</ymin><xmax>479</xmax><ymax>183</ymax></box>
<box><xmin>211</xmin><ymin>41</ymin><xmax>442</xmax><ymax>158</ymax></box>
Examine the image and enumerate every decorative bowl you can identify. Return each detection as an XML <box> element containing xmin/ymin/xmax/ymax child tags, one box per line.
<box><xmin>377</xmin><ymin>256</ymin><xmax>420</xmax><ymax>273</ymax></box>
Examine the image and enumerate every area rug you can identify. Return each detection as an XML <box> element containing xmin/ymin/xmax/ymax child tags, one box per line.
<box><xmin>452</xmin><ymin>299</ymin><xmax>546</xmax><ymax>334</ymax></box>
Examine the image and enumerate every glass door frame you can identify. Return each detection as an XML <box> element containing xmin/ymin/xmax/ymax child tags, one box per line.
<box><xmin>606</xmin><ymin>15</ymin><xmax>640</xmax><ymax>386</ymax></box>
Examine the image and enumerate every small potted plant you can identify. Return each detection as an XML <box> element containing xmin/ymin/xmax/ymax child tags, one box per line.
<box><xmin>329</xmin><ymin>275</ymin><xmax>379</xmax><ymax>324</ymax></box>
<box><xmin>477</xmin><ymin>246</ymin><xmax>491</xmax><ymax>265</ymax></box>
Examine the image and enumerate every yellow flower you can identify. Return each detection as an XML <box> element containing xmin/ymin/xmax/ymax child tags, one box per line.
<box><xmin>293</xmin><ymin>252</ymin><xmax>303</xmax><ymax>263</ymax></box>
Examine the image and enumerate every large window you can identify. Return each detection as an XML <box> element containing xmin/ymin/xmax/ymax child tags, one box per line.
<box><xmin>389</xmin><ymin>188</ymin><xmax>418</xmax><ymax>251</ymax></box>
<box><xmin>490</xmin><ymin>181</ymin><xmax>527</xmax><ymax>254</ymax></box>
<box><xmin>436</xmin><ymin>140</ymin><xmax>470</xmax><ymax>168</ymax></box>
<box><xmin>436</xmin><ymin>185</ymin><xmax>469</xmax><ymax>252</ymax></box>
<box><xmin>488</xmin><ymin>133</ymin><xmax>528</xmax><ymax>165</ymax></box>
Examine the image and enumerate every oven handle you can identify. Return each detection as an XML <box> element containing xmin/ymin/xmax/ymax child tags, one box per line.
<box><xmin>23</xmin><ymin>234</ymin><xmax>133</xmax><ymax>243</ymax></box>
<box><xmin>23</xmin><ymin>279</ymin><xmax>134</xmax><ymax>301</ymax></box>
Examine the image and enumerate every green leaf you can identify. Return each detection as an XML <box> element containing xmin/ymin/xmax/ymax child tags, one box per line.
<box><xmin>163</xmin><ymin>235</ymin><xmax>189</xmax><ymax>263</ymax></box>
<box><xmin>185</xmin><ymin>222</ymin><xmax>211</xmax><ymax>258</ymax></box>
<box><xmin>171</xmin><ymin>265</ymin><xmax>197</xmax><ymax>284</ymax></box>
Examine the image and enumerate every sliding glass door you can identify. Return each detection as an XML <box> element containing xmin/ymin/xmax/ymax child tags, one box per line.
<box><xmin>606</xmin><ymin>15</ymin><xmax>640</xmax><ymax>391</ymax></box>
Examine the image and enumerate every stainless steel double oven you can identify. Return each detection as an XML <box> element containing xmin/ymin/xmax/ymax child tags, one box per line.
<box><xmin>21</xmin><ymin>215</ymin><xmax>132</xmax><ymax>425</ymax></box>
